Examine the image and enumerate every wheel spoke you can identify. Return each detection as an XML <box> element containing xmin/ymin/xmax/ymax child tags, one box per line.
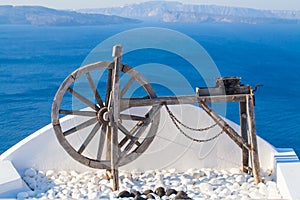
<box><xmin>78</xmin><ymin>123</ymin><xmax>101</xmax><ymax>154</ymax></box>
<box><xmin>68</xmin><ymin>87</ymin><xmax>99</xmax><ymax>111</ymax></box>
<box><xmin>119</xmin><ymin>121</ymin><xmax>143</xmax><ymax>148</ymax></box>
<box><xmin>96</xmin><ymin>125</ymin><xmax>107</xmax><ymax>160</ymax></box>
<box><xmin>53</xmin><ymin>61</ymin><xmax>159</xmax><ymax>169</ymax></box>
<box><xmin>120</xmin><ymin>114</ymin><xmax>146</xmax><ymax>121</ymax></box>
<box><xmin>120</xmin><ymin>77</ymin><xmax>135</xmax><ymax>97</ymax></box>
<box><xmin>59</xmin><ymin>109</ymin><xmax>96</xmax><ymax>117</ymax></box>
<box><xmin>105</xmin><ymin>68</ymin><xmax>113</xmax><ymax>105</ymax></box>
<box><xmin>124</xmin><ymin>105</ymin><xmax>162</xmax><ymax>152</ymax></box>
<box><xmin>118</xmin><ymin>123</ymin><xmax>141</xmax><ymax>147</ymax></box>
<box><xmin>63</xmin><ymin>118</ymin><xmax>98</xmax><ymax>136</ymax></box>
<box><xmin>86</xmin><ymin>72</ymin><xmax>104</xmax><ymax>107</ymax></box>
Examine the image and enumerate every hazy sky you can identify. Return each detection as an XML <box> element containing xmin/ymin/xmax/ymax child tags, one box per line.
<box><xmin>0</xmin><ymin>0</ymin><xmax>300</xmax><ymax>10</ymax></box>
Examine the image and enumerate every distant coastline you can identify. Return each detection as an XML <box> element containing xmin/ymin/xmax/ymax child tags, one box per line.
<box><xmin>1</xmin><ymin>2</ymin><xmax>300</xmax><ymax>26</ymax></box>
<box><xmin>78</xmin><ymin>1</ymin><xmax>300</xmax><ymax>24</ymax></box>
<box><xmin>0</xmin><ymin>5</ymin><xmax>140</xmax><ymax>26</ymax></box>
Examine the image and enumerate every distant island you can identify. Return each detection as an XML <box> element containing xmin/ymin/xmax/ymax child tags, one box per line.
<box><xmin>1</xmin><ymin>1</ymin><xmax>300</xmax><ymax>26</ymax></box>
<box><xmin>79</xmin><ymin>1</ymin><xmax>300</xmax><ymax>24</ymax></box>
<box><xmin>0</xmin><ymin>5</ymin><xmax>140</xmax><ymax>26</ymax></box>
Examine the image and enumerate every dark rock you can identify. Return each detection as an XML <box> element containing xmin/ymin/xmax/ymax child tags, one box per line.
<box><xmin>172</xmin><ymin>191</ymin><xmax>192</xmax><ymax>199</ymax></box>
<box><xmin>177</xmin><ymin>191</ymin><xmax>187</xmax><ymax>196</ymax></box>
<box><xmin>131</xmin><ymin>189</ymin><xmax>142</xmax><ymax>197</ymax></box>
<box><xmin>166</xmin><ymin>188</ymin><xmax>177</xmax><ymax>196</ymax></box>
<box><xmin>143</xmin><ymin>189</ymin><xmax>154</xmax><ymax>195</ymax></box>
<box><xmin>146</xmin><ymin>193</ymin><xmax>155</xmax><ymax>199</ymax></box>
<box><xmin>134</xmin><ymin>196</ymin><xmax>146</xmax><ymax>200</ymax></box>
<box><xmin>155</xmin><ymin>187</ymin><xmax>166</xmax><ymax>197</ymax></box>
<box><xmin>118</xmin><ymin>190</ymin><xmax>132</xmax><ymax>198</ymax></box>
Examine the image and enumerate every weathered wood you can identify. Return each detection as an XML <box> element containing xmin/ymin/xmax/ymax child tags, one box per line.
<box><xmin>63</xmin><ymin>118</ymin><xmax>97</xmax><ymax>136</ymax></box>
<box><xmin>199</xmin><ymin>101</ymin><xmax>252</xmax><ymax>151</ymax></box>
<box><xmin>120</xmin><ymin>114</ymin><xmax>146</xmax><ymax>121</ymax></box>
<box><xmin>122</xmin><ymin>64</ymin><xmax>157</xmax><ymax>98</ymax></box>
<box><xmin>106</xmin><ymin>126</ymin><xmax>112</xmax><ymax>160</ymax></box>
<box><xmin>96</xmin><ymin>125</ymin><xmax>106</xmax><ymax>160</ymax></box>
<box><xmin>119</xmin><ymin>121</ymin><xmax>144</xmax><ymax>148</ymax></box>
<box><xmin>196</xmin><ymin>85</ymin><xmax>250</xmax><ymax>96</ymax></box>
<box><xmin>86</xmin><ymin>72</ymin><xmax>104</xmax><ymax>107</ymax></box>
<box><xmin>78</xmin><ymin>123</ymin><xmax>101</xmax><ymax>154</ymax></box>
<box><xmin>52</xmin><ymin>60</ymin><xmax>159</xmax><ymax>170</ymax></box>
<box><xmin>123</xmin><ymin>104</ymin><xmax>162</xmax><ymax>154</ymax></box>
<box><xmin>67</xmin><ymin>87</ymin><xmax>99</xmax><ymax>111</ymax></box>
<box><xmin>121</xmin><ymin>94</ymin><xmax>247</xmax><ymax>110</ymax></box>
<box><xmin>240</xmin><ymin>102</ymin><xmax>249</xmax><ymax>173</ymax></box>
<box><xmin>117</xmin><ymin>123</ymin><xmax>141</xmax><ymax>146</ymax></box>
<box><xmin>59</xmin><ymin>110</ymin><xmax>96</xmax><ymax>117</ymax></box>
<box><xmin>105</xmin><ymin>67</ymin><xmax>113</xmax><ymax>105</ymax></box>
<box><xmin>246</xmin><ymin>95</ymin><xmax>262</xmax><ymax>184</ymax></box>
<box><xmin>110</xmin><ymin>45</ymin><xmax>123</xmax><ymax>191</ymax></box>
<box><xmin>121</xmin><ymin>76</ymin><xmax>135</xmax><ymax>97</ymax></box>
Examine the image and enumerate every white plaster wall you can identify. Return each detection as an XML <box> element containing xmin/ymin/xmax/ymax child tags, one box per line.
<box><xmin>0</xmin><ymin>105</ymin><xmax>276</xmax><ymax>174</ymax></box>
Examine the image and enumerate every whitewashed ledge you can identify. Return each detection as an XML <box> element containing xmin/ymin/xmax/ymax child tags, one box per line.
<box><xmin>0</xmin><ymin>105</ymin><xmax>299</xmax><ymax>199</ymax></box>
<box><xmin>274</xmin><ymin>148</ymin><xmax>300</xmax><ymax>199</ymax></box>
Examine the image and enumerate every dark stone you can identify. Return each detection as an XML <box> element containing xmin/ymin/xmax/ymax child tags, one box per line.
<box><xmin>131</xmin><ymin>189</ymin><xmax>142</xmax><ymax>197</ymax></box>
<box><xmin>177</xmin><ymin>191</ymin><xmax>187</xmax><ymax>196</ymax></box>
<box><xmin>146</xmin><ymin>193</ymin><xmax>155</xmax><ymax>199</ymax></box>
<box><xmin>143</xmin><ymin>189</ymin><xmax>154</xmax><ymax>195</ymax></box>
<box><xmin>155</xmin><ymin>187</ymin><xmax>166</xmax><ymax>197</ymax></box>
<box><xmin>166</xmin><ymin>188</ymin><xmax>177</xmax><ymax>196</ymax></box>
<box><xmin>118</xmin><ymin>190</ymin><xmax>132</xmax><ymax>198</ymax></box>
<box><xmin>172</xmin><ymin>191</ymin><xmax>192</xmax><ymax>199</ymax></box>
<box><xmin>134</xmin><ymin>196</ymin><xmax>146</xmax><ymax>200</ymax></box>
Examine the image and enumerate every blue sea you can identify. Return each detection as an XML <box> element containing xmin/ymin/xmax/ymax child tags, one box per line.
<box><xmin>0</xmin><ymin>23</ymin><xmax>300</xmax><ymax>156</ymax></box>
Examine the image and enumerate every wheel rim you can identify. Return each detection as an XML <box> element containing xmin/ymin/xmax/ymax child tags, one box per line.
<box><xmin>52</xmin><ymin>61</ymin><xmax>160</xmax><ymax>169</ymax></box>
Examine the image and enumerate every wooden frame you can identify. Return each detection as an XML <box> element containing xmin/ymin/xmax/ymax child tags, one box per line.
<box><xmin>53</xmin><ymin>45</ymin><xmax>262</xmax><ymax>190</ymax></box>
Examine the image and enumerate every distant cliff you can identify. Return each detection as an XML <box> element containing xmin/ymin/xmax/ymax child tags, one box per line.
<box><xmin>0</xmin><ymin>5</ymin><xmax>140</xmax><ymax>26</ymax></box>
<box><xmin>79</xmin><ymin>1</ymin><xmax>300</xmax><ymax>24</ymax></box>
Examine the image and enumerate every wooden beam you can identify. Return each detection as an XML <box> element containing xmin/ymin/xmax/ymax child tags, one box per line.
<box><xmin>199</xmin><ymin>101</ymin><xmax>252</xmax><ymax>152</ymax></box>
<box><xmin>240</xmin><ymin>102</ymin><xmax>249</xmax><ymax>173</ymax></box>
<box><xmin>121</xmin><ymin>94</ymin><xmax>247</xmax><ymax>110</ymax></box>
<box><xmin>246</xmin><ymin>95</ymin><xmax>262</xmax><ymax>184</ymax></box>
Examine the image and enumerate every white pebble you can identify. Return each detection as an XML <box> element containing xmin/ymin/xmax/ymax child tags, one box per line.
<box><xmin>46</xmin><ymin>170</ymin><xmax>54</xmax><ymax>177</ymax></box>
<box><xmin>18</xmin><ymin>168</ymin><xmax>283</xmax><ymax>199</ymax></box>
<box><xmin>17</xmin><ymin>192</ymin><xmax>29</xmax><ymax>199</ymax></box>
<box><xmin>25</xmin><ymin>168</ymin><xmax>37</xmax><ymax>177</ymax></box>
<box><xmin>229</xmin><ymin>168</ymin><xmax>240</xmax><ymax>174</ymax></box>
<box><xmin>88</xmin><ymin>191</ymin><xmax>99</xmax><ymax>199</ymax></box>
<box><xmin>199</xmin><ymin>182</ymin><xmax>213</xmax><ymax>193</ymax></box>
<box><xmin>100</xmin><ymin>194</ymin><xmax>109</xmax><ymax>199</ymax></box>
<box><xmin>236</xmin><ymin>175</ymin><xmax>246</xmax><ymax>183</ymax></box>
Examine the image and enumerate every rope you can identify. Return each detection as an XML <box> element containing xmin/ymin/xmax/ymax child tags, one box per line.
<box><xmin>163</xmin><ymin>104</ymin><xmax>223</xmax><ymax>143</ymax></box>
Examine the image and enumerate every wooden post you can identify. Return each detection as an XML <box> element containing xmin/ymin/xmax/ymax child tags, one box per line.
<box><xmin>246</xmin><ymin>94</ymin><xmax>262</xmax><ymax>184</ymax></box>
<box><xmin>110</xmin><ymin>45</ymin><xmax>122</xmax><ymax>191</ymax></box>
<box><xmin>240</xmin><ymin>102</ymin><xmax>249</xmax><ymax>173</ymax></box>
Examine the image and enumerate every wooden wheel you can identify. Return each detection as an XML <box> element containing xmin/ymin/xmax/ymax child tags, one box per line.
<box><xmin>52</xmin><ymin>61</ymin><xmax>160</xmax><ymax>169</ymax></box>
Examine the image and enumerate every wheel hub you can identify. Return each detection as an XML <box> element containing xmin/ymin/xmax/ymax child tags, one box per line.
<box><xmin>97</xmin><ymin>107</ymin><xmax>109</xmax><ymax>124</ymax></box>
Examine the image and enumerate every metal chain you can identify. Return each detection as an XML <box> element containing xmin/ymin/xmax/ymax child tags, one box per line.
<box><xmin>164</xmin><ymin>104</ymin><xmax>218</xmax><ymax>131</ymax></box>
<box><xmin>164</xmin><ymin>104</ymin><xmax>223</xmax><ymax>143</ymax></box>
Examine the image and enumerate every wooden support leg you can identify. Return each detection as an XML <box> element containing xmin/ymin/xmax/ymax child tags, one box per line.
<box><xmin>199</xmin><ymin>101</ymin><xmax>252</xmax><ymax>151</ymax></box>
<box><xmin>109</xmin><ymin>45</ymin><xmax>123</xmax><ymax>191</ymax></box>
<box><xmin>240</xmin><ymin>102</ymin><xmax>249</xmax><ymax>173</ymax></box>
<box><xmin>246</xmin><ymin>95</ymin><xmax>262</xmax><ymax>184</ymax></box>
<box><xmin>111</xmin><ymin>120</ymin><xmax>119</xmax><ymax>191</ymax></box>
